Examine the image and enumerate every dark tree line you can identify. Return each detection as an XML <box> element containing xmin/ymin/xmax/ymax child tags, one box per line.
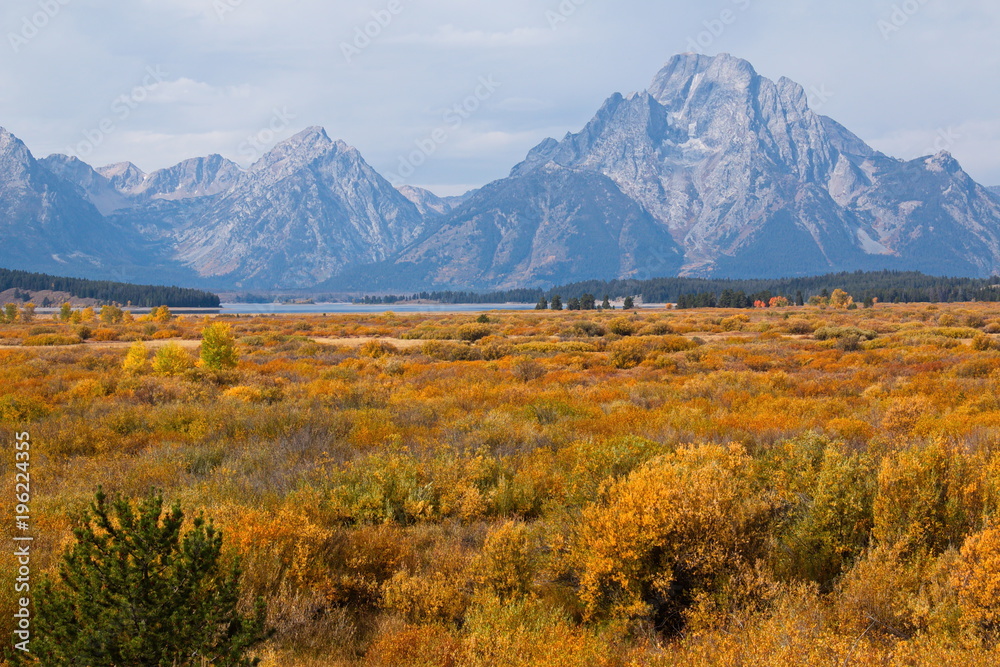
<box><xmin>0</xmin><ymin>269</ymin><xmax>221</xmax><ymax>308</ymax></box>
<box><xmin>356</xmin><ymin>289</ymin><xmax>546</xmax><ymax>305</ymax></box>
<box><xmin>551</xmin><ymin>271</ymin><xmax>1000</xmax><ymax>307</ymax></box>
<box><xmin>353</xmin><ymin>271</ymin><xmax>1000</xmax><ymax>308</ymax></box>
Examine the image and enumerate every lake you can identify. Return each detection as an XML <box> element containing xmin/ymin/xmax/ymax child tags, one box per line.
<box><xmin>217</xmin><ymin>303</ymin><xmax>536</xmax><ymax>315</ymax></box>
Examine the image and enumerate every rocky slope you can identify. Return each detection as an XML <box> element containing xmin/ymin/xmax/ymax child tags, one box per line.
<box><xmin>4</xmin><ymin>53</ymin><xmax>1000</xmax><ymax>290</ymax></box>
<box><xmin>152</xmin><ymin>127</ymin><xmax>427</xmax><ymax>288</ymax></box>
<box><xmin>496</xmin><ymin>53</ymin><xmax>1000</xmax><ymax>280</ymax></box>
<box><xmin>0</xmin><ymin>127</ymin><xmax>139</xmax><ymax>277</ymax></box>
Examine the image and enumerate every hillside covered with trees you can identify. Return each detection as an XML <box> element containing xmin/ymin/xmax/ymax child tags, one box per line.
<box><xmin>0</xmin><ymin>268</ymin><xmax>221</xmax><ymax>308</ymax></box>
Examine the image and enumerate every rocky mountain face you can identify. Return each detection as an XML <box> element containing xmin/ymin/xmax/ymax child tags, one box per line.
<box><xmin>0</xmin><ymin>127</ymin><xmax>139</xmax><ymax>277</ymax></box>
<box><xmin>97</xmin><ymin>162</ymin><xmax>146</xmax><ymax>193</ymax></box>
<box><xmin>128</xmin><ymin>154</ymin><xmax>242</xmax><ymax>201</ymax></box>
<box><xmin>3</xmin><ymin>53</ymin><xmax>1000</xmax><ymax>291</ymax></box>
<box><xmin>140</xmin><ymin>127</ymin><xmax>426</xmax><ymax>288</ymax></box>
<box><xmin>39</xmin><ymin>154</ymin><xmax>132</xmax><ymax>215</ymax></box>
<box><xmin>396</xmin><ymin>185</ymin><xmax>464</xmax><ymax>217</ymax></box>
<box><xmin>491</xmin><ymin>53</ymin><xmax>1000</xmax><ymax>281</ymax></box>
<box><xmin>381</xmin><ymin>164</ymin><xmax>684</xmax><ymax>289</ymax></box>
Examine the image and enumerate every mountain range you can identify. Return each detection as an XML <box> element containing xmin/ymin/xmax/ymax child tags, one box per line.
<box><xmin>3</xmin><ymin>53</ymin><xmax>1000</xmax><ymax>291</ymax></box>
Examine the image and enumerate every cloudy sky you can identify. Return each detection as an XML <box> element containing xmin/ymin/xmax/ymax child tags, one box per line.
<box><xmin>2</xmin><ymin>0</ymin><xmax>999</xmax><ymax>195</ymax></box>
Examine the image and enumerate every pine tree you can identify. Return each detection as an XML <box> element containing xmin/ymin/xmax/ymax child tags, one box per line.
<box><xmin>535</xmin><ymin>297</ymin><xmax>549</xmax><ymax>310</ymax></box>
<box><xmin>550</xmin><ymin>295</ymin><xmax>564</xmax><ymax>311</ymax></box>
<box><xmin>26</xmin><ymin>489</ymin><xmax>268</xmax><ymax>666</ymax></box>
<box><xmin>623</xmin><ymin>296</ymin><xmax>635</xmax><ymax>310</ymax></box>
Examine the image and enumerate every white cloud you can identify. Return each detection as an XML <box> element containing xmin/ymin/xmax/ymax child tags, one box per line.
<box><xmin>389</xmin><ymin>24</ymin><xmax>550</xmax><ymax>48</ymax></box>
<box><xmin>146</xmin><ymin>78</ymin><xmax>254</xmax><ymax>105</ymax></box>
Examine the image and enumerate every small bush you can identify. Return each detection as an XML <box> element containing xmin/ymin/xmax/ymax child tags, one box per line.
<box><xmin>458</xmin><ymin>323</ymin><xmax>493</xmax><ymax>342</ymax></box>
<box><xmin>22</xmin><ymin>334</ymin><xmax>81</xmax><ymax>346</ymax></box>
<box><xmin>607</xmin><ymin>317</ymin><xmax>637</xmax><ymax>337</ymax></box>
<box><xmin>153</xmin><ymin>343</ymin><xmax>195</xmax><ymax>376</ymax></box>
<box><xmin>609</xmin><ymin>339</ymin><xmax>646</xmax><ymax>369</ymax></box>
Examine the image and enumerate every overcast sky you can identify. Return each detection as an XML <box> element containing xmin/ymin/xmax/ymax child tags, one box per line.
<box><xmin>2</xmin><ymin>0</ymin><xmax>999</xmax><ymax>196</ymax></box>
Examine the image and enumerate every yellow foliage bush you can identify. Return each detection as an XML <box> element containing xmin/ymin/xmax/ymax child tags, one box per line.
<box><xmin>152</xmin><ymin>343</ymin><xmax>195</xmax><ymax>376</ymax></box>
<box><xmin>575</xmin><ymin>444</ymin><xmax>774</xmax><ymax>624</ymax></box>
<box><xmin>953</xmin><ymin>526</ymin><xmax>1000</xmax><ymax>635</ymax></box>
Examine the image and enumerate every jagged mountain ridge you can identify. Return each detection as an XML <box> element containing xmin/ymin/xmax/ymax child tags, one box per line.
<box><xmin>0</xmin><ymin>127</ymin><xmax>141</xmax><ymax>278</ymax></box>
<box><xmin>375</xmin><ymin>163</ymin><xmax>684</xmax><ymax>290</ymax></box>
<box><xmin>3</xmin><ymin>53</ymin><xmax>1000</xmax><ymax>290</ymax></box>
<box><xmin>492</xmin><ymin>53</ymin><xmax>1000</xmax><ymax>281</ymax></box>
<box><xmin>116</xmin><ymin>127</ymin><xmax>428</xmax><ymax>289</ymax></box>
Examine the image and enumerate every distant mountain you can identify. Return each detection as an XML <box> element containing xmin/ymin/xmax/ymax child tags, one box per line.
<box><xmin>380</xmin><ymin>164</ymin><xmax>683</xmax><ymax>289</ymax></box>
<box><xmin>397</xmin><ymin>185</ymin><xmax>462</xmax><ymax>217</ymax></box>
<box><xmin>97</xmin><ymin>161</ymin><xmax>146</xmax><ymax>193</ymax></box>
<box><xmin>39</xmin><ymin>154</ymin><xmax>131</xmax><ymax>215</ymax></box>
<box><xmin>4</xmin><ymin>53</ymin><xmax>1000</xmax><ymax>291</ymax></box>
<box><xmin>131</xmin><ymin>127</ymin><xmax>427</xmax><ymax>289</ymax></box>
<box><xmin>989</xmin><ymin>186</ymin><xmax>1000</xmax><ymax>199</ymax></box>
<box><xmin>128</xmin><ymin>154</ymin><xmax>242</xmax><ymax>201</ymax></box>
<box><xmin>0</xmin><ymin>127</ymin><xmax>139</xmax><ymax>277</ymax></box>
<box><xmin>490</xmin><ymin>53</ymin><xmax>1000</xmax><ymax>280</ymax></box>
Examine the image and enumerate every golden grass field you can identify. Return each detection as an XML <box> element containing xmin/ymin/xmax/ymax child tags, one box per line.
<box><xmin>4</xmin><ymin>300</ymin><xmax>1000</xmax><ymax>665</ymax></box>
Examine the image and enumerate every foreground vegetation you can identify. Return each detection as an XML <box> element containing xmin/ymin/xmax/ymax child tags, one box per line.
<box><xmin>3</xmin><ymin>300</ymin><xmax>1000</xmax><ymax>665</ymax></box>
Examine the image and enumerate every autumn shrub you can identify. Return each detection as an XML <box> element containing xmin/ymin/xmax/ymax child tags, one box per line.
<box><xmin>655</xmin><ymin>335</ymin><xmax>698</xmax><ymax>353</ymax></box>
<box><xmin>381</xmin><ymin>569</ymin><xmax>469</xmax><ymax>624</ymax></box>
<box><xmin>571</xmin><ymin>320</ymin><xmax>606</xmax><ymax>337</ymax></box>
<box><xmin>470</xmin><ymin>521</ymin><xmax>538</xmax><ymax>600</ymax></box>
<box><xmin>201</xmin><ymin>322</ymin><xmax>240</xmax><ymax>370</ymax></box>
<box><xmin>511</xmin><ymin>356</ymin><xmax>545</xmax><ymax>382</ymax></box>
<box><xmin>814</xmin><ymin>326</ymin><xmax>877</xmax><ymax>342</ymax></box>
<box><xmin>834</xmin><ymin>544</ymin><xmax>961</xmax><ymax>639</ymax></box>
<box><xmin>224</xmin><ymin>384</ymin><xmax>285</xmax><ymax>404</ymax></box>
<box><xmin>971</xmin><ymin>333</ymin><xmax>997</xmax><ymax>351</ymax></box>
<box><xmin>22</xmin><ymin>333</ymin><xmax>81</xmax><ymax>346</ymax></box>
<box><xmin>637</xmin><ymin>320</ymin><xmax>674</xmax><ymax>336</ymax></box>
<box><xmin>873</xmin><ymin>440</ymin><xmax>984</xmax><ymax>556</ymax></box>
<box><xmin>477</xmin><ymin>335</ymin><xmax>513</xmax><ymax>360</ymax></box>
<box><xmin>91</xmin><ymin>327</ymin><xmax>120</xmax><ymax>341</ymax></box>
<box><xmin>952</xmin><ymin>526</ymin><xmax>1000</xmax><ymax>637</ymax></box>
<box><xmin>720</xmin><ymin>314</ymin><xmax>751</xmax><ymax>332</ymax></box>
<box><xmin>563</xmin><ymin>436</ymin><xmax>670</xmax><ymax>504</ymax></box>
<box><xmin>609</xmin><ymin>339</ymin><xmax>647</xmax><ymax>369</ymax></box>
<box><xmin>458</xmin><ymin>323</ymin><xmax>493</xmax><ymax>342</ymax></box>
<box><xmin>153</xmin><ymin>343</ymin><xmax>196</xmax><ymax>376</ymax></box>
<box><xmin>461</xmin><ymin>595</ymin><xmax>617</xmax><ymax>667</ymax></box>
<box><xmin>122</xmin><ymin>341</ymin><xmax>150</xmax><ymax>374</ymax></box>
<box><xmin>607</xmin><ymin>317</ymin><xmax>637</xmax><ymax>336</ymax></box>
<box><xmin>360</xmin><ymin>339</ymin><xmax>398</xmax><ymax>358</ymax></box>
<box><xmin>774</xmin><ymin>443</ymin><xmax>876</xmax><ymax>588</ymax></box>
<box><xmin>0</xmin><ymin>393</ymin><xmax>50</xmax><ymax>424</ymax></box>
<box><xmin>364</xmin><ymin>624</ymin><xmax>462</xmax><ymax>667</ymax></box>
<box><xmin>422</xmin><ymin>340</ymin><xmax>481</xmax><ymax>361</ymax></box>
<box><xmin>574</xmin><ymin>445</ymin><xmax>775</xmax><ymax>629</ymax></box>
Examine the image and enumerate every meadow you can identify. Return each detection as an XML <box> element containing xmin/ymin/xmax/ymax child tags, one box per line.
<box><xmin>3</xmin><ymin>299</ymin><xmax>1000</xmax><ymax>665</ymax></box>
